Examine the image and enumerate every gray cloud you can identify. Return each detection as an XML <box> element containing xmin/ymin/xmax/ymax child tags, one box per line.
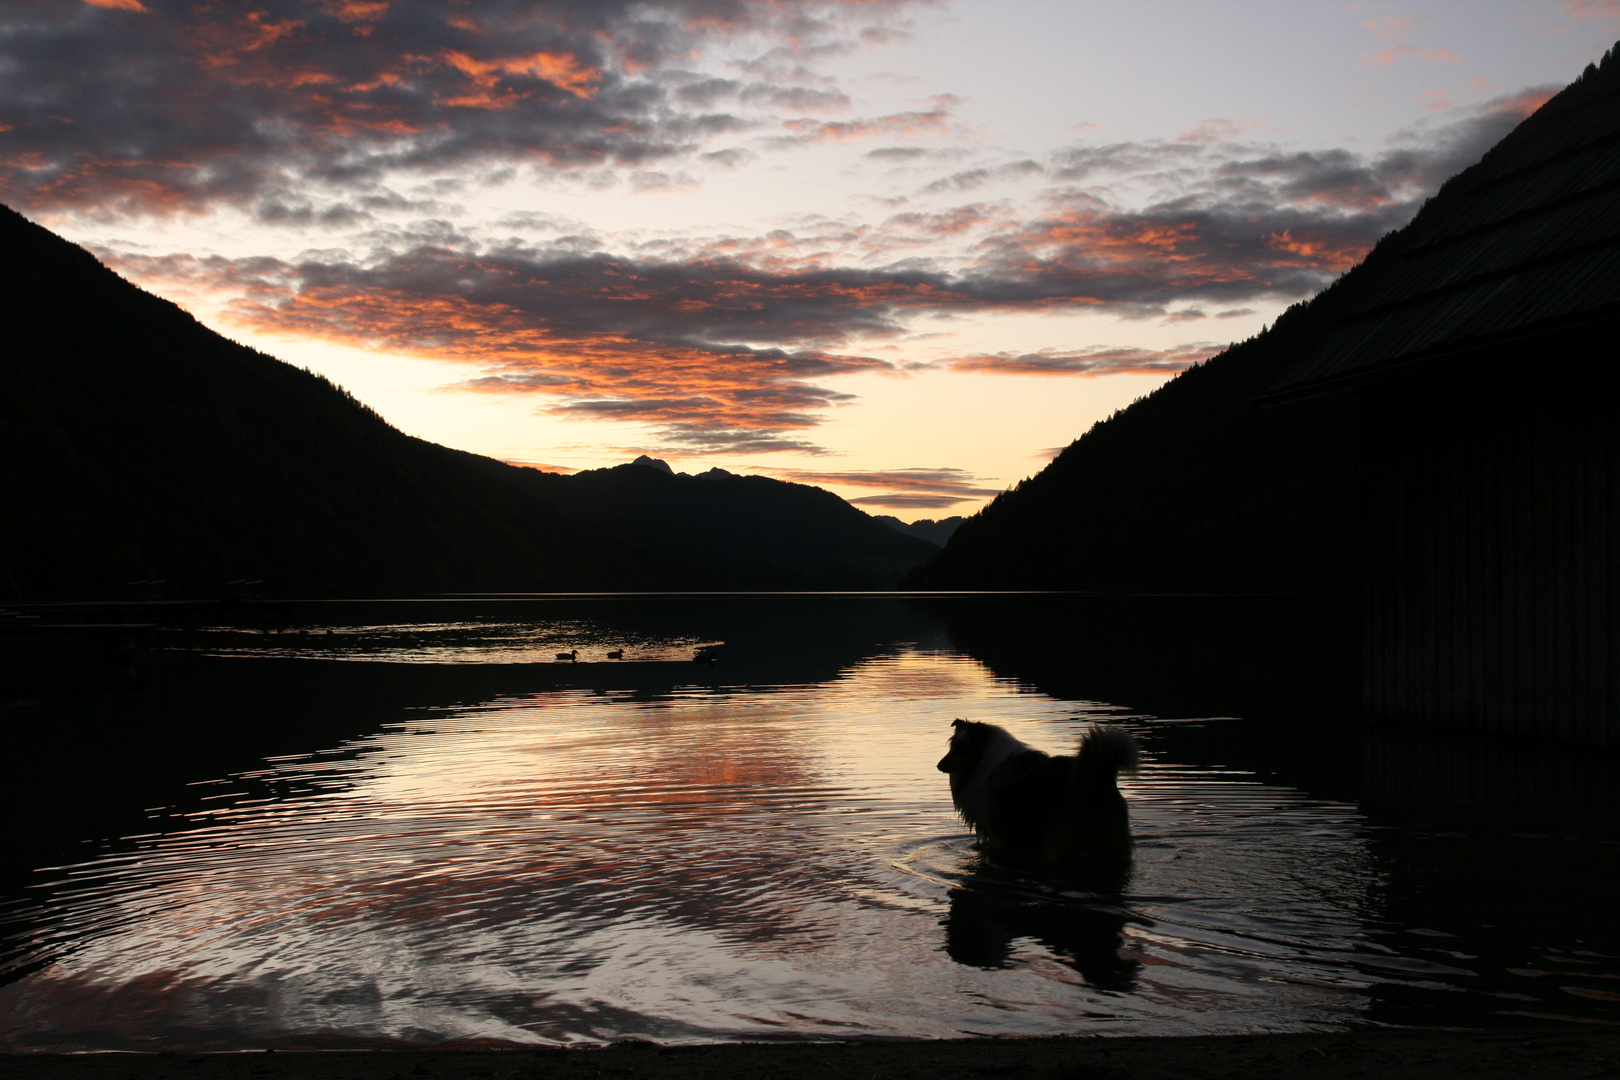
<box><xmin>846</xmin><ymin>492</ymin><xmax>978</xmax><ymax>509</ymax></box>
<box><xmin>918</xmin><ymin>159</ymin><xmax>1043</xmax><ymax>195</ymax></box>
<box><xmin>1046</xmin><ymin>90</ymin><xmax>1549</xmax><ymax>213</ymax></box>
<box><xmin>765</xmin><ymin>102</ymin><xmax>965</xmax><ymax>150</ymax></box>
<box><xmin>765</xmin><ymin>466</ymin><xmax>1002</xmax><ymax>508</ymax></box>
<box><xmin>670</xmin><ymin>77</ymin><xmax>850</xmax><ymax>113</ymax></box>
<box><xmin>947</xmin><ymin>345</ymin><xmax>1220</xmax><ymax>377</ymax></box>
<box><xmin>0</xmin><ymin>0</ymin><xmax>913</xmax><ymax>217</ymax></box>
<box><xmin>865</xmin><ymin>146</ymin><xmax>932</xmax><ymax>161</ymax></box>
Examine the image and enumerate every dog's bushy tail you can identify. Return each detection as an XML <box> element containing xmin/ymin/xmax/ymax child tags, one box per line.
<box><xmin>1076</xmin><ymin>725</ymin><xmax>1139</xmax><ymax>779</ymax></box>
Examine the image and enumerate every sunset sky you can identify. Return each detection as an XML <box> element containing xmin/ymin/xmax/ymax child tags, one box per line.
<box><xmin>3</xmin><ymin>1</ymin><xmax>1615</xmax><ymax>518</ymax></box>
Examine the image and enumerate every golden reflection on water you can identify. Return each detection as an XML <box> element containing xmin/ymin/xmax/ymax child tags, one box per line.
<box><xmin>0</xmin><ymin>647</ymin><xmax>1609</xmax><ymax>1051</ymax></box>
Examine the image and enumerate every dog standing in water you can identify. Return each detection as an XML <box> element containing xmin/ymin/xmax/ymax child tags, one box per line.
<box><xmin>937</xmin><ymin>719</ymin><xmax>1140</xmax><ymax>873</ymax></box>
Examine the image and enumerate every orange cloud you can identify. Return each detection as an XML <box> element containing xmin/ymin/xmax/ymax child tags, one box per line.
<box><xmin>1483</xmin><ymin>88</ymin><xmax>1559</xmax><ymax>116</ymax></box>
<box><xmin>118</xmin><ymin>250</ymin><xmax>904</xmax><ymax>449</ymax></box>
<box><xmin>975</xmin><ymin>204</ymin><xmax>1326</xmax><ymax>299</ymax></box>
<box><xmin>319</xmin><ymin>0</ymin><xmax>390</xmax><ymax>22</ymax></box>
<box><xmin>1263</xmin><ymin>230</ymin><xmax>1364</xmax><ymax>271</ymax></box>
<box><xmin>437</xmin><ymin>49</ymin><xmax>601</xmax><ymax>107</ymax></box>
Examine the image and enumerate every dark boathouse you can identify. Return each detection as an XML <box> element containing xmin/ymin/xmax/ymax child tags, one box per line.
<box><xmin>1269</xmin><ymin>49</ymin><xmax>1620</xmax><ymax>746</ymax></box>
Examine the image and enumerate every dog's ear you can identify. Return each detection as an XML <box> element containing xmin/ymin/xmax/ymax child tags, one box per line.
<box><xmin>951</xmin><ymin>717</ymin><xmax>966</xmax><ymax>730</ymax></box>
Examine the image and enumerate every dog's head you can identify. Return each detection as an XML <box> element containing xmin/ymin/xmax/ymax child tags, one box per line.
<box><xmin>937</xmin><ymin>718</ymin><xmax>992</xmax><ymax>774</ymax></box>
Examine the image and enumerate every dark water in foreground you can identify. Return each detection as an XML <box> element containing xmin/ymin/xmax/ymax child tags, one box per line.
<box><xmin>0</xmin><ymin>595</ymin><xmax>1616</xmax><ymax>1050</ymax></box>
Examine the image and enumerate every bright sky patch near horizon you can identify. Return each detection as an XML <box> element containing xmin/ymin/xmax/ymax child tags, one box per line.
<box><xmin>3</xmin><ymin>1</ymin><xmax>1615</xmax><ymax>518</ymax></box>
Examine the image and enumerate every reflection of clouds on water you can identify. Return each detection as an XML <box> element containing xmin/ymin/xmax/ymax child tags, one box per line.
<box><xmin>3</xmin><ymin>644</ymin><xmax>1613</xmax><ymax>1051</ymax></box>
<box><xmin>2</xmin><ymin>663</ymin><xmax>971</xmax><ymax>1049</ymax></box>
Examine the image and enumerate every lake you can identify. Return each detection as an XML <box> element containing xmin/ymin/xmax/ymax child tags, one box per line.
<box><xmin>1</xmin><ymin>595</ymin><xmax>1616</xmax><ymax>1051</ymax></box>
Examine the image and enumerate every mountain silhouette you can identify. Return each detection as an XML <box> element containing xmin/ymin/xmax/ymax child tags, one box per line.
<box><xmin>906</xmin><ymin>319</ymin><xmax>1361</xmax><ymax>593</ymax></box>
<box><xmin>0</xmin><ymin>207</ymin><xmax>934</xmax><ymax>599</ymax></box>
<box><xmin>541</xmin><ymin>458</ymin><xmax>938</xmax><ymax>590</ymax></box>
<box><xmin>873</xmin><ymin>516</ymin><xmax>965</xmax><ymax>548</ymax></box>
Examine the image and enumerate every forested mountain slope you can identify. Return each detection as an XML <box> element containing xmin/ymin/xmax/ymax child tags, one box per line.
<box><xmin>908</xmin><ymin>306</ymin><xmax>1363</xmax><ymax>593</ymax></box>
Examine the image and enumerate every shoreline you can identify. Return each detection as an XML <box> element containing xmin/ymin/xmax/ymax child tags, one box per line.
<box><xmin>5</xmin><ymin>1029</ymin><xmax>1620</xmax><ymax>1079</ymax></box>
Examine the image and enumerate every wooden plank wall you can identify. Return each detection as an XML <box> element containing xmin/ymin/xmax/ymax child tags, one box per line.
<box><xmin>1358</xmin><ymin>345</ymin><xmax>1618</xmax><ymax>745</ymax></box>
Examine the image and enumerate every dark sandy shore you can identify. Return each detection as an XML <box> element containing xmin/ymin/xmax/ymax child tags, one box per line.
<box><xmin>5</xmin><ymin>1030</ymin><xmax>1619</xmax><ymax>1080</ymax></box>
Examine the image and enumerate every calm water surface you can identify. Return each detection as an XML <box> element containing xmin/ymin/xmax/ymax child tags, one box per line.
<box><xmin>1</xmin><ymin>597</ymin><xmax>1615</xmax><ymax>1050</ymax></box>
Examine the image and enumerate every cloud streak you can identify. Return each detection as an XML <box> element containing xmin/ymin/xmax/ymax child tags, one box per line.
<box><xmin>947</xmin><ymin>344</ymin><xmax>1220</xmax><ymax>377</ymax></box>
<box><xmin>762</xmin><ymin>466</ymin><xmax>1002</xmax><ymax>509</ymax></box>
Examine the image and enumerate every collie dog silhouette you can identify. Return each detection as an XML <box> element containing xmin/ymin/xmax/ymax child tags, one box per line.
<box><xmin>937</xmin><ymin>719</ymin><xmax>1139</xmax><ymax>873</ymax></box>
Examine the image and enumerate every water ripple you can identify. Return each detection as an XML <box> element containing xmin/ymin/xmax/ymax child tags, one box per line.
<box><xmin>1</xmin><ymin>650</ymin><xmax>1615</xmax><ymax>1049</ymax></box>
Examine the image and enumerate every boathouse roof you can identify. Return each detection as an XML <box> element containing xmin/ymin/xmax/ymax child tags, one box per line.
<box><xmin>1269</xmin><ymin>45</ymin><xmax>1620</xmax><ymax>399</ymax></box>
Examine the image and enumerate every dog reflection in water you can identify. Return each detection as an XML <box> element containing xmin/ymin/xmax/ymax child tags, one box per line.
<box><xmin>942</xmin><ymin>854</ymin><xmax>1142</xmax><ymax>990</ymax></box>
<box><xmin>937</xmin><ymin>718</ymin><xmax>1139</xmax><ymax>874</ymax></box>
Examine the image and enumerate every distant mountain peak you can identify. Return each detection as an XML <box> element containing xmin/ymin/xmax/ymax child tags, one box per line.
<box><xmin>874</xmin><ymin>515</ymin><xmax>966</xmax><ymax>548</ymax></box>
<box><xmin>631</xmin><ymin>455</ymin><xmax>674</xmax><ymax>475</ymax></box>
